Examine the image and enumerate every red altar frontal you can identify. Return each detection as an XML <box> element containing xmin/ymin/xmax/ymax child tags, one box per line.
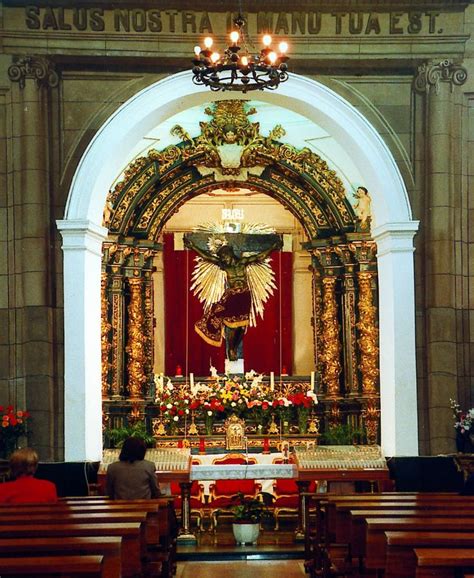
<box><xmin>100</xmin><ymin>445</ymin><xmax>390</xmax><ymax>543</ymax></box>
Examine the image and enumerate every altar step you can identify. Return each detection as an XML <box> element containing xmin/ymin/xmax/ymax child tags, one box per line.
<box><xmin>177</xmin><ymin>545</ymin><xmax>304</xmax><ymax>562</ymax></box>
<box><xmin>177</xmin><ymin>526</ymin><xmax>304</xmax><ymax>562</ymax></box>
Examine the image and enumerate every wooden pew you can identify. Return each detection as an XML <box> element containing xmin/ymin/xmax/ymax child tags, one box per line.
<box><xmin>312</xmin><ymin>496</ymin><xmax>474</xmax><ymax>577</ymax></box>
<box><xmin>332</xmin><ymin>501</ymin><xmax>474</xmax><ymax>543</ymax></box>
<box><xmin>0</xmin><ymin>504</ymin><xmax>162</xmax><ymax>544</ymax></box>
<box><xmin>0</xmin><ymin>554</ymin><xmax>105</xmax><ymax>577</ymax></box>
<box><xmin>415</xmin><ymin>548</ymin><xmax>474</xmax><ymax>578</ymax></box>
<box><xmin>385</xmin><ymin>531</ymin><xmax>474</xmax><ymax>578</ymax></box>
<box><xmin>0</xmin><ymin>537</ymin><xmax>121</xmax><ymax>578</ymax></box>
<box><xmin>0</xmin><ymin>496</ymin><xmax>178</xmax><ymax>577</ymax></box>
<box><xmin>0</xmin><ymin>523</ymin><xmax>142</xmax><ymax>577</ymax></box>
<box><xmin>364</xmin><ymin>518</ymin><xmax>474</xmax><ymax>572</ymax></box>
<box><xmin>60</xmin><ymin>498</ymin><xmax>178</xmax><ymax>578</ymax></box>
<box><xmin>349</xmin><ymin>508</ymin><xmax>474</xmax><ymax>563</ymax></box>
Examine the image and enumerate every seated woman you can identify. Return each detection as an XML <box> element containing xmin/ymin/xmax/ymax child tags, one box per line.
<box><xmin>0</xmin><ymin>447</ymin><xmax>58</xmax><ymax>503</ymax></box>
<box><xmin>107</xmin><ymin>437</ymin><xmax>161</xmax><ymax>500</ymax></box>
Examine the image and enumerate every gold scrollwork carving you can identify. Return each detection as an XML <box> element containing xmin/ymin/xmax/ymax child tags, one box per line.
<box><xmin>361</xmin><ymin>398</ymin><xmax>380</xmax><ymax>445</ymax></box>
<box><xmin>105</xmin><ymin>100</ymin><xmax>355</xmax><ymax>243</ymax></box>
<box><xmin>357</xmin><ymin>271</ymin><xmax>379</xmax><ymax>396</ymax></box>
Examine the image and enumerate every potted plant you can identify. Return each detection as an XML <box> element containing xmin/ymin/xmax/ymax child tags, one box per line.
<box><xmin>231</xmin><ymin>492</ymin><xmax>272</xmax><ymax>545</ymax></box>
<box><xmin>104</xmin><ymin>420</ymin><xmax>155</xmax><ymax>449</ymax></box>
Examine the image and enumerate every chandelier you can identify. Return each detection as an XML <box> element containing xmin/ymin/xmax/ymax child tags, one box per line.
<box><xmin>192</xmin><ymin>15</ymin><xmax>289</xmax><ymax>93</ymax></box>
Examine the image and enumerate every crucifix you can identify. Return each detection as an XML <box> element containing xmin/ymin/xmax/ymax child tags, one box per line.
<box><xmin>184</xmin><ymin>227</ymin><xmax>282</xmax><ymax>374</ymax></box>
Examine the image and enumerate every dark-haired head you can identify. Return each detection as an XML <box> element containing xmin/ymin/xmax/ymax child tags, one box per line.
<box><xmin>119</xmin><ymin>437</ymin><xmax>147</xmax><ymax>463</ymax></box>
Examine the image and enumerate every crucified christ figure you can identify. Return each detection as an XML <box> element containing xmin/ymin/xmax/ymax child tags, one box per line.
<box><xmin>184</xmin><ymin>235</ymin><xmax>282</xmax><ymax>361</ymax></box>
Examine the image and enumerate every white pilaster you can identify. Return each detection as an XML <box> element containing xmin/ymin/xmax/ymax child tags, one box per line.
<box><xmin>373</xmin><ymin>222</ymin><xmax>419</xmax><ymax>456</ymax></box>
<box><xmin>57</xmin><ymin>219</ymin><xmax>108</xmax><ymax>461</ymax></box>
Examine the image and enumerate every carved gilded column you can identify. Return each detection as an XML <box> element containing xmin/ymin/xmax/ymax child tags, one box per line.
<box><xmin>312</xmin><ymin>246</ymin><xmax>343</xmax><ymax>399</ymax></box>
<box><xmin>101</xmin><ymin>275</ymin><xmax>112</xmax><ymax>398</ymax></box>
<box><xmin>311</xmin><ymin>266</ymin><xmax>324</xmax><ymax>376</ymax></box>
<box><xmin>357</xmin><ymin>271</ymin><xmax>379</xmax><ymax>396</ymax></box>
<box><xmin>335</xmin><ymin>245</ymin><xmax>358</xmax><ymax>396</ymax></box>
<box><xmin>357</xmin><ymin>270</ymin><xmax>380</xmax><ymax>444</ymax></box>
<box><xmin>126</xmin><ymin>277</ymin><xmax>147</xmax><ymax>400</ymax></box>
<box><xmin>321</xmin><ymin>275</ymin><xmax>342</xmax><ymax>399</ymax></box>
<box><xmin>107</xmin><ymin>244</ymin><xmax>129</xmax><ymax>398</ymax></box>
<box><xmin>143</xmin><ymin>270</ymin><xmax>154</xmax><ymax>399</ymax></box>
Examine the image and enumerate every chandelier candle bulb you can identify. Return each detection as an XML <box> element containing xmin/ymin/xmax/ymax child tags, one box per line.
<box><xmin>191</xmin><ymin>14</ymin><xmax>289</xmax><ymax>92</ymax></box>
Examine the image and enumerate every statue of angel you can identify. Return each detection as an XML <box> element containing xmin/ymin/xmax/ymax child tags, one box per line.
<box><xmin>184</xmin><ymin>233</ymin><xmax>282</xmax><ymax>361</ymax></box>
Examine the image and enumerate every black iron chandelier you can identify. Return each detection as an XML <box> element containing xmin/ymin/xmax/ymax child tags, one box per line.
<box><xmin>192</xmin><ymin>15</ymin><xmax>289</xmax><ymax>93</ymax></box>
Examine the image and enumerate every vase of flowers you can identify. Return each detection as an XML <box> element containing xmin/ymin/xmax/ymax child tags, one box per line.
<box><xmin>450</xmin><ymin>399</ymin><xmax>474</xmax><ymax>453</ymax></box>
<box><xmin>0</xmin><ymin>405</ymin><xmax>30</xmax><ymax>459</ymax></box>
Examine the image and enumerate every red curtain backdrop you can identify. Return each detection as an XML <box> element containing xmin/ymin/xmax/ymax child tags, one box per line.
<box><xmin>163</xmin><ymin>233</ymin><xmax>293</xmax><ymax>377</ymax></box>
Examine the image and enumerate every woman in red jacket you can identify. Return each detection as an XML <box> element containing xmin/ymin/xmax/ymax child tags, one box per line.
<box><xmin>0</xmin><ymin>447</ymin><xmax>57</xmax><ymax>503</ymax></box>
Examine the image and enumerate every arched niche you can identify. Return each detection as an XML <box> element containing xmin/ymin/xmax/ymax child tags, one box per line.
<box><xmin>57</xmin><ymin>71</ymin><xmax>419</xmax><ymax>461</ymax></box>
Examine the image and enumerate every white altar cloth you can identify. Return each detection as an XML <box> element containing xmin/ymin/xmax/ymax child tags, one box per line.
<box><xmin>190</xmin><ymin>463</ymin><xmax>297</xmax><ymax>481</ymax></box>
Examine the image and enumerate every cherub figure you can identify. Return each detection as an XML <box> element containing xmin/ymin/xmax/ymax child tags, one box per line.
<box><xmin>354</xmin><ymin>186</ymin><xmax>372</xmax><ymax>230</ymax></box>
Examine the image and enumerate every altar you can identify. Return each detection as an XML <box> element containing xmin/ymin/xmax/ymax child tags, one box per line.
<box><xmin>100</xmin><ymin>444</ymin><xmax>390</xmax><ymax>543</ymax></box>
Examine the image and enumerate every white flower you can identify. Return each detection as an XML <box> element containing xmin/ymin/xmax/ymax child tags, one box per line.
<box><xmin>185</xmin><ymin>408</ymin><xmax>190</xmax><ymax>415</ymax></box>
<box><xmin>173</xmin><ymin>415</ymin><xmax>179</xmax><ymax>422</ymax></box>
<box><xmin>231</xmin><ymin>402</ymin><xmax>236</xmax><ymax>407</ymax></box>
<box><xmin>166</xmin><ymin>403</ymin><xmax>173</xmax><ymax>409</ymax></box>
<box><xmin>207</xmin><ymin>410</ymin><xmax>213</xmax><ymax>417</ymax></box>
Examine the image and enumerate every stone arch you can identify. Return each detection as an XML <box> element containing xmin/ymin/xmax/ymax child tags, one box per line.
<box><xmin>57</xmin><ymin>71</ymin><xmax>419</xmax><ymax>460</ymax></box>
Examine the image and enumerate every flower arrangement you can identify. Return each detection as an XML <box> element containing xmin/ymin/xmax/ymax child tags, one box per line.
<box><xmin>450</xmin><ymin>399</ymin><xmax>474</xmax><ymax>433</ymax></box>
<box><xmin>0</xmin><ymin>405</ymin><xmax>30</xmax><ymax>458</ymax></box>
<box><xmin>450</xmin><ymin>399</ymin><xmax>474</xmax><ymax>453</ymax></box>
<box><xmin>154</xmin><ymin>373</ymin><xmax>318</xmax><ymax>435</ymax></box>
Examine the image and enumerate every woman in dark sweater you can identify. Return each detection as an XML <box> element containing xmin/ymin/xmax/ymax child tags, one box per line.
<box><xmin>107</xmin><ymin>437</ymin><xmax>160</xmax><ymax>500</ymax></box>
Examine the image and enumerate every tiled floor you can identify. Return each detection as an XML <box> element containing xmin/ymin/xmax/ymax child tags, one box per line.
<box><xmin>176</xmin><ymin>560</ymin><xmax>307</xmax><ymax>577</ymax></box>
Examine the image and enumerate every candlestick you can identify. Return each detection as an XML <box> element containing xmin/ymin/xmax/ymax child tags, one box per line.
<box><xmin>270</xmin><ymin>371</ymin><xmax>274</xmax><ymax>391</ymax></box>
<box><xmin>310</xmin><ymin>371</ymin><xmax>315</xmax><ymax>392</ymax></box>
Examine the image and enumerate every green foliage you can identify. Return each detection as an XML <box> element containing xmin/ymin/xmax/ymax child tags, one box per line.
<box><xmin>320</xmin><ymin>423</ymin><xmax>366</xmax><ymax>445</ymax></box>
<box><xmin>231</xmin><ymin>492</ymin><xmax>272</xmax><ymax>524</ymax></box>
<box><xmin>104</xmin><ymin>421</ymin><xmax>155</xmax><ymax>448</ymax></box>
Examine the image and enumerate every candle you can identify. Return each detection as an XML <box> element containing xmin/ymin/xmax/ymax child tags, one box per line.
<box><xmin>310</xmin><ymin>371</ymin><xmax>315</xmax><ymax>392</ymax></box>
<box><xmin>270</xmin><ymin>371</ymin><xmax>274</xmax><ymax>391</ymax></box>
<box><xmin>190</xmin><ymin>373</ymin><xmax>194</xmax><ymax>394</ymax></box>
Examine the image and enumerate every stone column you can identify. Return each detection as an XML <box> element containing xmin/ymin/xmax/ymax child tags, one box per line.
<box><xmin>373</xmin><ymin>223</ymin><xmax>419</xmax><ymax>456</ymax></box>
<box><xmin>414</xmin><ymin>59</ymin><xmax>468</xmax><ymax>454</ymax></box>
<box><xmin>7</xmin><ymin>56</ymin><xmax>60</xmax><ymax>458</ymax></box>
<box><xmin>56</xmin><ymin>219</ymin><xmax>108</xmax><ymax>462</ymax></box>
